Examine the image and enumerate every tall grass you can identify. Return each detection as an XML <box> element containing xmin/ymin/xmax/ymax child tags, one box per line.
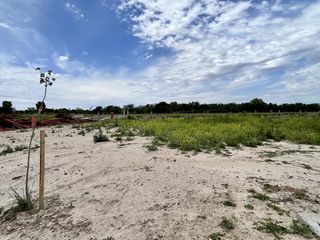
<box><xmin>115</xmin><ymin>114</ymin><xmax>320</xmax><ymax>152</ymax></box>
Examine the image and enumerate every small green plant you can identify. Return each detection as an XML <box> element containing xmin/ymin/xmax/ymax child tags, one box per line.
<box><xmin>255</xmin><ymin>218</ymin><xmax>289</xmax><ymax>239</ymax></box>
<box><xmin>248</xmin><ymin>189</ymin><xmax>271</xmax><ymax>201</ymax></box>
<box><xmin>209</xmin><ymin>232</ymin><xmax>224</xmax><ymax>240</ymax></box>
<box><xmin>223</xmin><ymin>200</ymin><xmax>236</xmax><ymax>207</ymax></box>
<box><xmin>93</xmin><ymin>129</ymin><xmax>109</xmax><ymax>143</ymax></box>
<box><xmin>0</xmin><ymin>145</ymin><xmax>14</xmax><ymax>156</ymax></box>
<box><xmin>301</xmin><ymin>164</ymin><xmax>312</xmax><ymax>170</ymax></box>
<box><xmin>10</xmin><ymin>187</ymin><xmax>33</xmax><ymax>211</ymax></box>
<box><xmin>14</xmin><ymin>145</ymin><xmax>28</xmax><ymax>152</ymax></box>
<box><xmin>145</xmin><ymin>144</ymin><xmax>158</xmax><ymax>151</ymax></box>
<box><xmin>219</xmin><ymin>216</ymin><xmax>235</xmax><ymax>231</ymax></box>
<box><xmin>78</xmin><ymin>129</ymin><xmax>86</xmax><ymax>136</ymax></box>
<box><xmin>263</xmin><ymin>183</ymin><xmax>281</xmax><ymax>193</ymax></box>
<box><xmin>292</xmin><ymin>189</ymin><xmax>310</xmax><ymax>201</ymax></box>
<box><xmin>115</xmin><ymin>136</ymin><xmax>122</xmax><ymax>142</ymax></box>
<box><xmin>290</xmin><ymin>220</ymin><xmax>314</xmax><ymax>239</ymax></box>
<box><xmin>244</xmin><ymin>204</ymin><xmax>254</xmax><ymax>210</ymax></box>
<box><xmin>267</xmin><ymin>203</ymin><xmax>289</xmax><ymax>216</ymax></box>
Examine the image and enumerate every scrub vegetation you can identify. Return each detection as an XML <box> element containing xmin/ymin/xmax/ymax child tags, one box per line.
<box><xmin>112</xmin><ymin>114</ymin><xmax>320</xmax><ymax>152</ymax></box>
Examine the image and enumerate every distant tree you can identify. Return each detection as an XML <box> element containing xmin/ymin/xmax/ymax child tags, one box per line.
<box><xmin>36</xmin><ymin>101</ymin><xmax>46</xmax><ymax>113</ymax></box>
<box><xmin>124</xmin><ymin>104</ymin><xmax>134</xmax><ymax>114</ymax></box>
<box><xmin>1</xmin><ymin>100</ymin><xmax>13</xmax><ymax>114</ymax></box>
<box><xmin>93</xmin><ymin>106</ymin><xmax>103</xmax><ymax>114</ymax></box>
<box><xmin>154</xmin><ymin>101</ymin><xmax>170</xmax><ymax>113</ymax></box>
<box><xmin>250</xmin><ymin>98</ymin><xmax>268</xmax><ymax>112</ymax></box>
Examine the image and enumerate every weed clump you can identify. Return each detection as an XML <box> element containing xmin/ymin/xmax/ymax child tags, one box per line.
<box><xmin>209</xmin><ymin>232</ymin><xmax>224</xmax><ymax>240</ymax></box>
<box><xmin>10</xmin><ymin>187</ymin><xmax>33</xmax><ymax>211</ymax></box>
<box><xmin>290</xmin><ymin>220</ymin><xmax>314</xmax><ymax>239</ymax></box>
<box><xmin>266</xmin><ymin>203</ymin><xmax>289</xmax><ymax>216</ymax></box>
<box><xmin>248</xmin><ymin>189</ymin><xmax>271</xmax><ymax>201</ymax></box>
<box><xmin>14</xmin><ymin>145</ymin><xmax>28</xmax><ymax>152</ymax></box>
<box><xmin>244</xmin><ymin>204</ymin><xmax>254</xmax><ymax>210</ymax></box>
<box><xmin>219</xmin><ymin>216</ymin><xmax>236</xmax><ymax>231</ymax></box>
<box><xmin>93</xmin><ymin>129</ymin><xmax>109</xmax><ymax>143</ymax></box>
<box><xmin>256</xmin><ymin>218</ymin><xmax>315</xmax><ymax>239</ymax></box>
<box><xmin>78</xmin><ymin>129</ymin><xmax>86</xmax><ymax>136</ymax></box>
<box><xmin>0</xmin><ymin>146</ymin><xmax>14</xmax><ymax>156</ymax></box>
<box><xmin>301</xmin><ymin>164</ymin><xmax>312</xmax><ymax>170</ymax></box>
<box><xmin>255</xmin><ymin>218</ymin><xmax>289</xmax><ymax>239</ymax></box>
<box><xmin>223</xmin><ymin>200</ymin><xmax>236</xmax><ymax>207</ymax></box>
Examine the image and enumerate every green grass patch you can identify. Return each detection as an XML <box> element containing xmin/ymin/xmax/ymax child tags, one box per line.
<box><xmin>223</xmin><ymin>200</ymin><xmax>236</xmax><ymax>207</ymax></box>
<box><xmin>255</xmin><ymin>218</ymin><xmax>289</xmax><ymax>239</ymax></box>
<box><xmin>209</xmin><ymin>232</ymin><xmax>224</xmax><ymax>240</ymax></box>
<box><xmin>93</xmin><ymin>129</ymin><xmax>109</xmax><ymax>143</ymax></box>
<box><xmin>219</xmin><ymin>216</ymin><xmax>236</xmax><ymax>231</ymax></box>
<box><xmin>301</xmin><ymin>164</ymin><xmax>313</xmax><ymax>170</ymax></box>
<box><xmin>256</xmin><ymin>218</ymin><xmax>315</xmax><ymax>239</ymax></box>
<box><xmin>266</xmin><ymin>203</ymin><xmax>289</xmax><ymax>216</ymax></box>
<box><xmin>290</xmin><ymin>220</ymin><xmax>315</xmax><ymax>239</ymax></box>
<box><xmin>0</xmin><ymin>145</ymin><xmax>14</xmax><ymax>156</ymax></box>
<box><xmin>244</xmin><ymin>204</ymin><xmax>254</xmax><ymax>210</ymax></box>
<box><xmin>107</xmin><ymin>114</ymin><xmax>320</xmax><ymax>152</ymax></box>
<box><xmin>248</xmin><ymin>189</ymin><xmax>271</xmax><ymax>201</ymax></box>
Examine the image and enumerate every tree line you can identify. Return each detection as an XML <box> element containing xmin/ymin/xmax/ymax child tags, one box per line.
<box><xmin>1</xmin><ymin>98</ymin><xmax>319</xmax><ymax>115</ymax></box>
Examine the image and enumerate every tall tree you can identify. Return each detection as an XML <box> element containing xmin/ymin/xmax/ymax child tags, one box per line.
<box><xmin>36</xmin><ymin>101</ymin><xmax>46</xmax><ymax>113</ymax></box>
<box><xmin>2</xmin><ymin>100</ymin><xmax>13</xmax><ymax>114</ymax></box>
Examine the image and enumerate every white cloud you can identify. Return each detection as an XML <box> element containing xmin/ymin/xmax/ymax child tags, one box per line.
<box><xmin>0</xmin><ymin>22</ymin><xmax>10</xmax><ymax>29</ymax></box>
<box><xmin>65</xmin><ymin>2</ymin><xmax>88</xmax><ymax>22</ymax></box>
<box><xmin>118</xmin><ymin>0</ymin><xmax>320</xmax><ymax>103</ymax></box>
<box><xmin>58</xmin><ymin>55</ymin><xmax>69</xmax><ymax>62</ymax></box>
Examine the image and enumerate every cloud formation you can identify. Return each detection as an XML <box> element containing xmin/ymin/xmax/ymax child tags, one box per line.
<box><xmin>118</xmin><ymin>0</ymin><xmax>320</xmax><ymax>102</ymax></box>
<box><xmin>65</xmin><ymin>2</ymin><xmax>88</xmax><ymax>21</ymax></box>
<box><xmin>0</xmin><ymin>0</ymin><xmax>319</xmax><ymax>109</ymax></box>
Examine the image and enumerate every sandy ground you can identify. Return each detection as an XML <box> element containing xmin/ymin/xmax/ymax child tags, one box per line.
<box><xmin>0</xmin><ymin>125</ymin><xmax>319</xmax><ymax>240</ymax></box>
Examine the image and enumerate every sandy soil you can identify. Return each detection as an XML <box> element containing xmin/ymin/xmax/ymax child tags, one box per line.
<box><xmin>0</xmin><ymin>126</ymin><xmax>319</xmax><ymax>240</ymax></box>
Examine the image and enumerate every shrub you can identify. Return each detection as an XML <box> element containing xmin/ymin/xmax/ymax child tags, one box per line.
<box><xmin>93</xmin><ymin>129</ymin><xmax>109</xmax><ymax>143</ymax></box>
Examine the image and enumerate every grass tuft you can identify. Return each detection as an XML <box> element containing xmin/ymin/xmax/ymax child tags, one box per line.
<box><xmin>93</xmin><ymin>129</ymin><xmax>109</xmax><ymax>143</ymax></box>
<box><xmin>10</xmin><ymin>187</ymin><xmax>33</xmax><ymax>211</ymax></box>
<box><xmin>255</xmin><ymin>218</ymin><xmax>289</xmax><ymax>239</ymax></box>
<box><xmin>244</xmin><ymin>204</ymin><xmax>254</xmax><ymax>210</ymax></box>
<box><xmin>266</xmin><ymin>203</ymin><xmax>289</xmax><ymax>216</ymax></box>
<box><xmin>223</xmin><ymin>200</ymin><xmax>236</xmax><ymax>207</ymax></box>
<box><xmin>0</xmin><ymin>146</ymin><xmax>14</xmax><ymax>156</ymax></box>
<box><xmin>290</xmin><ymin>220</ymin><xmax>314</xmax><ymax>239</ymax></box>
<box><xmin>209</xmin><ymin>232</ymin><xmax>224</xmax><ymax>240</ymax></box>
<box><xmin>248</xmin><ymin>189</ymin><xmax>271</xmax><ymax>201</ymax></box>
<box><xmin>219</xmin><ymin>216</ymin><xmax>236</xmax><ymax>231</ymax></box>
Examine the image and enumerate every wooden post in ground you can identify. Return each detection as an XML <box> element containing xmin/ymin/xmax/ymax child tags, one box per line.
<box><xmin>39</xmin><ymin>130</ymin><xmax>45</xmax><ymax>210</ymax></box>
<box><xmin>110</xmin><ymin>112</ymin><xmax>114</xmax><ymax>120</ymax></box>
<box><xmin>31</xmin><ymin>115</ymin><xmax>36</xmax><ymax>128</ymax></box>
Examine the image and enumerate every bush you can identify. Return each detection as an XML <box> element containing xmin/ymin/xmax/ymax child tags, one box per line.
<box><xmin>93</xmin><ymin>129</ymin><xmax>109</xmax><ymax>143</ymax></box>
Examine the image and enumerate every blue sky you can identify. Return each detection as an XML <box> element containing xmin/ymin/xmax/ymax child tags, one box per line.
<box><xmin>0</xmin><ymin>0</ymin><xmax>319</xmax><ymax>109</ymax></box>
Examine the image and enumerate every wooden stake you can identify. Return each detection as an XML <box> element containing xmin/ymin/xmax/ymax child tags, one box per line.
<box><xmin>39</xmin><ymin>130</ymin><xmax>45</xmax><ymax>210</ymax></box>
<box><xmin>31</xmin><ymin>115</ymin><xmax>36</xmax><ymax>128</ymax></box>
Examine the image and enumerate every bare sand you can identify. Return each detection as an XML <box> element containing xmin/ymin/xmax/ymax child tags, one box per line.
<box><xmin>0</xmin><ymin>126</ymin><xmax>319</xmax><ymax>240</ymax></box>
